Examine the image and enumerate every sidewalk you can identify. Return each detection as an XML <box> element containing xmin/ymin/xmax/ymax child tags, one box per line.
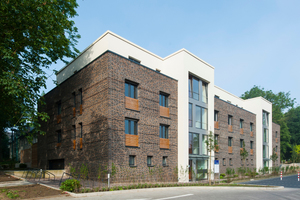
<box><xmin>0</xmin><ymin>180</ymin><xmax>34</xmax><ymax>187</ymax></box>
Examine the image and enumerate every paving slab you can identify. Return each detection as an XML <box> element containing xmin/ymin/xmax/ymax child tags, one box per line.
<box><xmin>0</xmin><ymin>180</ymin><xmax>34</xmax><ymax>187</ymax></box>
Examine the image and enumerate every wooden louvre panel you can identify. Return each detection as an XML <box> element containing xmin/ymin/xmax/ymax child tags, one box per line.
<box><xmin>57</xmin><ymin>114</ymin><xmax>61</xmax><ymax>124</ymax></box>
<box><xmin>73</xmin><ymin>107</ymin><xmax>76</xmax><ymax>117</ymax></box>
<box><xmin>228</xmin><ymin>125</ymin><xmax>233</xmax><ymax>132</ymax></box>
<box><xmin>125</xmin><ymin>97</ymin><xmax>139</xmax><ymax>111</ymax></box>
<box><xmin>80</xmin><ymin>138</ymin><xmax>83</xmax><ymax>149</ymax></box>
<box><xmin>215</xmin><ymin>145</ymin><xmax>219</xmax><ymax>152</ymax></box>
<box><xmin>240</xmin><ymin>148</ymin><xmax>243</xmax><ymax>152</ymax></box>
<box><xmin>73</xmin><ymin>140</ymin><xmax>76</xmax><ymax>150</ymax></box>
<box><xmin>250</xmin><ymin>149</ymin><xmax>253</xmax><ymax>155</ymax></box>
<box><xmin>125</xmin><ymin>135</ymin><xmax>139</xmax><ymax>147</ymax></box>
<box><xmin>56</xmin><ymin>143</ymin><xmax>61</xmax><ymax>147</ymax></box>
<box><xmin>214</xmin><ymin>121</ymin><xmax>219</xmax><ymax>129</ymax></box>
<box><xmin>250</xmin><ymin>131</ymin><xmax>253</xmax><ymax>137</ymax></box>
<box><xmin>276</xmin><ymin>138</ymin><xmax>278</xmax><ymax>143</ymax></box>
<box><xmin>160</xmin><ymin>106</ymin><xmax>170</xmax><ymax>118</ymax></box>
<box><xmin>160</xmin><ymin>138</ymin><xmax>169</xmax><ymax>149</ymax></box>
<box><xmin>240</xmin><ymin>128</ymin><xmax>244</xmax><ymax>135</ymax></box>
<box><xmin>80</xmin><ymin>104</ymin><xmax>83</xmax><ymax>115</ymax></box>
<box><xmin>228</xmin><ymin>146</ymin><xmax>233</xmax><ymax>153</ymax></box>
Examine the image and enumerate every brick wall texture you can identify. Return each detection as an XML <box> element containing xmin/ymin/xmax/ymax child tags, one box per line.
<box><xmin>38</xmin><ymin>51</ymin><xmax>178</xmax><ymax>182</ymax></box>
<box><xmin>214</xmin><ymin>97</ymin><xmax>256</xmax><ymax>174</ymax></box>
<box><xmin>272</xmin><ymin>122</ymin><xmax>281</xmax><ymax>167</ymax></box>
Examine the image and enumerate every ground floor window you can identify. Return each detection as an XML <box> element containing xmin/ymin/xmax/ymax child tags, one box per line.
<box><xmin>189</xmin><ymin>158</ymin><xmax>208</xmax><ymax>181</ymax></box>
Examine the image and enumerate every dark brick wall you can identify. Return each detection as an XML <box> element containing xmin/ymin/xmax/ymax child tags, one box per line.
<box><xmin>38</xmin><ymin>51</ymin><xmax>178</xmax><ymax>182</ymax></box>
<box><xmin>214</xmin><ymin>97</ymin><xmax>256</xmax><ymax>174</ymax></box>
<box><xmin>272</xmin><ymin>122</ymin><xmax>280</xmax><ymax>167</ymax></box>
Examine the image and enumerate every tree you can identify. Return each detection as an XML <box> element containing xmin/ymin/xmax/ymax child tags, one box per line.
<box><xmin>0</xmin><ymin>0</ymin><xmax>80</xmax><ymax>146</ymax></box>
<box><xmin>241</xmin><ymin>85</ymin><xmax>295</xmax><ymax>160</ymax></box>
<box><xmin>285</xmin><ymin>106</ymin><xmax>300</xmax><ymax>145</ymax></box>
<box><xmin>240</xmin><ymin>140</ymin><xmax>248</xmax><ymax>167</ymax></box>
<box><xmin>270</xmin><ymin>147</ymin><xmax>278</xmax><ymax>166</ymax></box>
<box><xmin>290</xmin><ymin>145</ymin><xmax>300</xmax><ymax>163</ymax></box>
<box><xmin>205</xmin><ymin>131</ymin><xmax>219</xmax><ymax>186</ymax></box>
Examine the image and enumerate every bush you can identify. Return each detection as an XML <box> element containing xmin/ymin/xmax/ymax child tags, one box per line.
<box><xmin>220</xmin><ymin>173</ymin><xmax>226</xmax><ymax>177</ymax></box>
<box><xmin>19</xmin><ymin>163</ymin><xmax>27</xmax><ymax>169</ymax></box>
<box><xmin>220</xmin><ymin>175</ymin><xmax>223</xmax><ymax>179</ymax></box>
<box><xmin>60</xmin><ymin>179</ymin><xmax>81</xmax><ymax>192</ymax></box>
<box><xmin>234</xmin><ymin>174</ymin><xmax>238</xmax><ymax>177</ymax></box>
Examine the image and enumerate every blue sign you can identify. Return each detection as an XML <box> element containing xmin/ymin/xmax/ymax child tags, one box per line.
<box><xmin>214</xmin><ymin>160</ymin><xmax>219</xmax><ymax>165</ymax></box>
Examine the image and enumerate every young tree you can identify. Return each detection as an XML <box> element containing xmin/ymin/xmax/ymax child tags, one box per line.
<box><xmin>205</xmin><ymin>131</ymin><xmax>219</xmax><ymax>186</ymax></box>
<box><xmin>0</xmin><ymin>0</ymin><xmax>80</xmax><ymax>143</ymax></box>
<box><xmin>270</xmin><ymin>147</ymin><xmax>278</xmax><ymax>166</ymax></box>
<box><xmin>240</xmin><ymin>141</ymin><xmax>248</xmax><ymax>167</ymax></box>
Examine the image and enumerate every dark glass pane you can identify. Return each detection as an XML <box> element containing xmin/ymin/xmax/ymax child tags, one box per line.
<box><xmin>130</xmin><ymin>85</ymin><xmax>134</xmax><ymax>98</ymax></box>
<box><xmin>189</xmin><ymin>133</ymin><xmax>192</xmax><ymax>154</ymax></box>
<box><xmin>134</xmin><ymin>121</ymin><xmax>137</xmax><ymax>135</ymax></box>
<box><xmin>159</xmin><ymin>94</ymin><xmax>162</xmax><ymax>106</ymax></box>
<box><xmin>192</xmin><ymin>78</ymin><xmax>199</xmax><ymax>100</ymax></box>
<box><xmin>165</xmin><ymin>127</ymin><xmax>168</xmax><ymax>139</ymax></box>
<box><xmin>125</xmin><ymin>119</ymin><xmax>129</xmax><ymax>134</ymax></box>
<box><xmin>125</xmin><ymin>83</ymin><xmax>128</xmax><ymax>97</ymax></box>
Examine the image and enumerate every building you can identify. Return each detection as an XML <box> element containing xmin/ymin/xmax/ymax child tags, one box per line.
<box><xmin>38</xmin><ymin>31</ymin><xmax>280</xmax><ymax>182</ymax></box>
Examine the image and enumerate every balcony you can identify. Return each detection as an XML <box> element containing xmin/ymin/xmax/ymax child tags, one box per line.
<box><xmin>240</xmin><ymin>128</ymin><xmax>243</xmax><ymax>135</ymax></box>
<box><xmin>160</xmin><ymin>138</ymin><xmax>169</xmax><ymax>149</ymax></box>
<box><xmin>160</xmin><ymin>106</ymin><xmax>170</xmax><ymax>118</ymax></box>
<box><xmin>57</xmin><ymin>114</ymin><xmax>61</xmax><ymax>124</ymax></box>
<box><xmin>250</xmin><ymin>131</ymin><xmax>253</xmax><ymax>137</ymax></box>
<box><xmin>125</xmin><ymin>134</ymin><xmax>139</xmax><ymax>147</ymax></box>
<box><xmin>228</xmin><ymin>125</ymin><xmax>233</xmax><ymax>132</ymax></box>
<box><xmin>228</xmin><ymin>146</ymin><xmax>233</xmax><ymax>153</ymax></box>
<box><xmin>250</xmin><ymin>149</ymin><xmax>253</xmax><ymax>155</ymax></box>
<box><xmin>125</xmin><ymin>97</ymin><xmax>139</xmax><ymax>111</ymax></box>
<box><xmin>214</xmin><ymin>121</ymin><xmax>219</xmax><ymax>129</ymax></box>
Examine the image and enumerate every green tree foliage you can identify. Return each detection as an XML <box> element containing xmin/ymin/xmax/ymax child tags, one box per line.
<box><xmin>270</xmin><ymin>147</ymin><xmax>278</xmax><ymax>164</ymax></box>
<box><xmin>205</xmin><ymin>131</ymin><xmax>219</xmax><ymax>186</ymax></box>
<box><xmin>285</xmin><ymin>106</ymin><xmax>300</xmax><ymax>145</ymax></box>
<box><xmin>0</xmin><ymin>1</ymin><xmax>80</xmax><ymax>143</ymax></box>
<box><xmin>240</xmin><ymin>140</ymin><xmax>248</xmax><ymax>166</ymax></box>
<box><xmin>241</xmin><ymin>85</ymin><xmax>295</xmax><ymax>160</ymax></box>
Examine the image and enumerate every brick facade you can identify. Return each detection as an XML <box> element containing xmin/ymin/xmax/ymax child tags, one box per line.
<box><xmin>272</xmin><ymin>122</ymin><xmax>280</xmax><ymax>167</ymax></box>
<box><xmin>38</xmin><ymin>51</ymin><xmax>178</xmax><ymax>182</ymax></box>
<box><xmin>214</xmin><ymin>97</ymin><xmax>256</xmax><ymax>174</ymax></box>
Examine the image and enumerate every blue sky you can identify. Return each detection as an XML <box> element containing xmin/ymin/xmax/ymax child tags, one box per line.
<box><xmin>45</xmin><ymin>0</ymin><xmax>300</xmax><ymax>107</ymax></box>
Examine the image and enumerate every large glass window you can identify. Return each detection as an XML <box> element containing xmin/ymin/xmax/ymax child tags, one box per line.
<box><xmin>263</xmin><ymin>145</ymin><xmax>268</xmax><ymax>158</ymax></box>
<box><xmin>263</xmin><ymin>128</ymin><xmax>268</xmax><ymax>143</ymax></box>
<box><xmin>214</xmin><ymin>111</ymin><xmax>218</xmax><ymax>122</ymax></box>
<box><xmin>189</xmin><ymin>103</ymin><xmax>193</xmax><ymax>127</ymax></box>
<box><xmin>228</xmin><ymin>115</ymin><xmax>232</xmax><ymax>125</ymax></box>
<box><xmin>147</xmin><ymin>156</ymin><xmax>152</xmax><ymax>166</ymax></box>
<box><xmin>125</xmin><ymin>119</ymin><xmax>138</xmax><ymax>135</ymax></box>
<box><xmin>240</xmin><ymin>119</ymin><xmax>243</xmax><ymax>128</ymax></box>
<box><xmin>57</xmin><ymin>130</ymin><xmax>62</xmax><ymax>143</ymax></box>
<box><xmin>189</xmin><ymin>75</ymin><xmax>199</xmax><ymax>100</ymax></box>
<box><xmin>263</xmin><ymin>111</ymin><xmax>269</xmax><ymax>126</ymax></box>
<box><xmin>159</xmin><ymin>125</ymin><xmax>169</xmax><ymax>139</ymax></box>
<box><xmin>129</xmin><ymin>155</ymin><xmax>135</xmax><ymax>166</ymax></box>
<box><xmin>195</xmin><ymin>106</ymin><xmax>207</xmax><ymax>130</ymax></box>
<box><xmin>189</xmin><ymin>133</ymin><xmax>199</xmax><ymax>155</ymax></box>
<box><xmin>240</xmin><ymin>139</ymin><xmax>244</xmax><ymax>148</ymax></box>
<box><xmin>159</xmin><ymin>92</ymin><xmax>169</xmax><ymax>107</ymax></box>
<box><xmin>196</xmin><ymin>160</ymin><xmax>208</xmax><ymax>180</ymax></box>
<box><xmin>202</xmin><ymin>82</ymin><xmax>208</xmax><ymax>103</ymax></box>
<box><xmin>250</xmin><ymin>141</ymin><xmax>253</xmax><ymax>149</ymax></box>
<box><xmin>250</xmin><ymin>123</ymin><xmax>253</xmax><ymax>132</ymax></box>
<box><xmin>125</xmin><ymin>81</ymin><xmax>138</xmax><ymax>99</ymax></box>
<box><xmin>202</xmin><ymin>135</ymin><xmax>207</xmax><ymax>155</ymax></box>
<box><xmin>228</xmin><ymin>137</ymin><xmax>232</xmax><ymax>147</ymax></box>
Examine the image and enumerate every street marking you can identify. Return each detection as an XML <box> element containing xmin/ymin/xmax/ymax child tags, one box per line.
<box><xmin>154</xmin><ymin>194</ymin><xmax>194</xmax><ymax>200</ymax></box>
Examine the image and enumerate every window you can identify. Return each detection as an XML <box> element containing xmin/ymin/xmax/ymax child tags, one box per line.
<box><xmin>125</xmin><ymin>81</ymin><xmax>138</xmax><ymax>99</ymax></box>
<box><xmin>79</xmin><ymin>123</ymin><xmax>83</xmax><ymax>138</ymax></box>
<box><xmin>72</xmin><ymin>92</ymin><xmax>76</xmax><ymax>107</ymax></box>
<box><xmin>263</xmin><ymin>128</ymin><xmax>268</xmax><ymax>143</ymax></box>
<box><xmin>276</xmin><ymin>146</ymin><xmax>278</xmax><ymax>152</ymax></box>
<box><xmin>229</xmin><ymin>158</ymin><xmax>233</xmax><ymax>166</ymax></box>
<box><xmin>250</xmin><ymin>123</ymin><xmax>253</xmax><ymax>132</ymax></box>
<box><xmin>228</xmin><ymin>115</ymin><xmax>232</xmax><ymax>125</ymax></box>
<box><xmin>246</xmin><ymin>159</ymin><xmax>249</xmax><ymax>166</ymax></box>
<box><xmin>163</xmin><ymin>156</ymin><xmax>167</xmax><ymax>166</ymax></box>
<box><xmin>129</xmin><ymin>155</ymin><xmax>136</xmax><ymax>166</ymax></box>
<box><xmin>159</xmin><ymin>92</ymin><xmax>169</xmax><ymax>107</ymax></box>
<box><xmin>275</xmin><ymin>131</ymin><xmax>278</xmax><ymax>138</ymax></box>
<box><xmin>79</xmin><ymin>89</ymin><xmax>82</xmax><ymax>105</ymax></box>
<box><xmin>73</xmin><ymin>125</ymin><xmax>76</xmax><ymax>139</ymax></box>
<box><xmin>202</xmin><ymin>82</ymin><xmax>208</xmax><ymax>103</ymax></box>
<box><xmin>250</xmin><ymin>141</ymin><xmax>253</xmax><ymax>149</ymax></box>
<box><xmin>125</xmin><ymin>118</ymin><xmax>138</xmax><ymax>135</ymax></box>
<box><xmin>241</xmin><ymin>159</ymin><xmax>244</xmax><ymax>165</ymax></box>
<box><xmin>263</xmin><ymin>145</ymin><xmax>268</xmax><ymax>158</ymax></box>
<box><xmin>189</xmin><ymin>133</ymin><xmax>199</xmax><ymax>155</ymax></box>
<box><xmin>57</xmin><ymin>130</ymin><xmax>62</xmax><ymax>143</ymax></box>
<box><xmin>223</xmin><ymin>158</ymin><xmax>226</xmax><ymax>166</ymax></box>
<box><xmin>189</xmin><ymin>103</ymin><xmax>192</xmax><ymax>127</ymax></box>
<box><xmin>240</xmin><ymin>139</ymin><xmax>244</xmax><ymax>148</ymax></box>
<box><xmin>251</xmin><ymin>159</ymin><xmax>254</xmax><ymax>165</ymax></box>
<box><xmin>214</xmin><ymin>135</ymin><xmax>219</xmax><ymax>145</ymax></box>
<box><xmin>195</xmin><ymin>106</ymin><xmax>207</xmax><ymax>130</ymax></box>
<box><xmin>240</xmin><ymin>119</ymin><xmax>243</xmax><ymax>129</ymax></box>
<box><xmin>189</xmin><ymin>75</ymin><xmax>199</xmax><ymax>100</ymax></box>
<box><xmin>159</xmin><ymin>124</ymin><xmax>169</xmax><ymax>139</ymax></box>
<box><xmin>263</xmin><ymin>111</ymin><xmax>269</xmax><ymax>126</ymax></box>
<box><xmin>214</xmin><ymin>111</ymin><xmax>218</xmax><ymax>122</ymax></box>
<box><xmin>228</xmin><ymin>137</ymin><xmax>232</xmax><ymax>147</ymax></box>
<box><xmin>147</xmin><ymin>156</ymin><xmax>152</xmax><ymax>166</ymax></box>
<box><xmin>202</xmin><ymin>135</ymin><xmax>207</xmax><ymax>155</ymax></box>
<box><xmin>57</xmin><ymin>101</ymin><xmax>61</xmax><ymax>115</ymax></box>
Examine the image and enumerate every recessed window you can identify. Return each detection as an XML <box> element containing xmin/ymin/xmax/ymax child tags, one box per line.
<box><xmin>250</xmin><ymin>123</ymin><xmax>253</xmax><ymax>132</ymax></box>
<box><xmin>79</xmin><ymin>123</ymin><xmax>83</xmax><ymax>138</ymax></box>
<box><xmin>57</xmin><ymin>101</ymin><xmax>61</xmax><ymax>115</ymax></box>
<box><xmin>189</xmin><ymin>75</ymin><xmax>199</xmax><ymax>100</ymax></box>
<box><xmin>228</xmin><ymin>115</ymin><xmax>232</xmax><ymax>125</ymax></box>
<box><xmin>240</xmin><ymin>119</ymin><xmax>244</xmax><ymax>129</ymax></box>
<box><xmin>125</xmin><ymin>81</ymin><xmax>138</xmax><ymax>99</ymax></box>
<box><xmin>275</xmin><ymin>131</ymin><xmax>278</xmax><ymax>138</ymax></box>
<box><xmin>129</xmin><ymin>155</ymin><xmax>136</xmax><ymax>166</ymax></box>
<box><xmin>163</xmin><ymin>156</ymin><xmax>167</xmax><ymax>166</ymax></box>
<box><xmin>263</xmin><ymin>128</ymin><xmax>268</xmax><ymax>143</ymax></box>
<box><xmin>73</xmin><ymin>125</ymin><xmax>76</xmax><ymax>139</ymax></box>
<box><xmin>159</xmin><ymin>92</ymin><xmax>169</xmax><ymax>107</ymax></box>
<box><xmin>246</xmin><ymin>159</ymin><xmax>249</xmax><ymax>166</ymax></box>
<box><xmin>189</xmin><ymin>132</ymin><xmax>199</xmax><ymax>155</ymax></box>
<box><xmin>147</xmin><ymin>156</ymin><xmax>152</xmax><ymax>166</ymax></box>
<box><xmin>202</xmin><ymin>82</ymin><xmax>208</xmax><ymax>103</ymax></box>
<box><xmin>72</xmin><ymin>92</ymin><xmax>76</xmax><ymax>107</ymax></box>
<box><xmin>57</xmin><ymin>130</ymin><xmax>62</xmax><ymax>143</ymax></box>
<box><xmin>223</xmin><ymin>158</ymin><xmax>226</xmax><ymax>166</ymax></box>
<box><xmin>251</xmin><ymin>159</ymin><xmax>254</xmax><ymax>165</ymax></box>
<box><xmin>195</xmin><ymin>106</ymin><xmax>207</xmax><ymax>130</ymax></box>
<box><xmin>79</xmin><ymin>88</ymin><xmax>82</xmax><ymax>105</ymax></box>
<box><xmin>229</xmin><ymin>158</ymin><xmax>233</xmax><ymax>166</ymax></box>
<box><xmin>125</xmin><ymin>118</ymin><xmax>138</xmax><ymax>135</ymax></box>
<box><xmin>240</xmin><ymin>139</ymin><xmax>244</xmax><ymax>148</ymax></box>
<box><xmin>228</xmin><ymin>137</ymin><xmax>232</xmax><ymax>147</ymax></box>
<box><xmin>263</xmin><ymin>111</ymin><xmax>269</xmax><ymax>126</ymax></box>
<box><xmin>250</xmin><ymin>141</ymin><xmax>253</xmax><ymax>149</ymax></box>
<box><xmin>189</xmin><ymin>103</ymin><xmax>193</xmax><ymax>127</ymax></box>
<box><xmin>159</xmin><ymin>124</ymin><xmax>169</xmax><ymax>139</ymax></box>
<box><xmin>214</xmin><ymin>111</ymin><xmax>219</xmax><ymax>122</ymax></box>
<box><xmin>276</xmin><ymin>146</ymin><xmax>278</xmax><ymax>152</ymax></box>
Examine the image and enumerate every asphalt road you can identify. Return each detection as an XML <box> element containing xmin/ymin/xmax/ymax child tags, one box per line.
<box><xmin>241</xmin><ymin>174</ymin><xmax>300</xmax><ymax>188</ymax></box>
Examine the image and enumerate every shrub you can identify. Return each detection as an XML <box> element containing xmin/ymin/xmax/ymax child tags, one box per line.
<box><xmin>220</xmin><ymin>175</ymin><xmax>223</xmax><ymax>179</ymax></box>
<box><xmin>19</xmin><ymin>163</ymin><xmax>27</xmax><ymax>169</ymax></box>
<box><xmin>245</xmin><ymin>173</ymin><xmax>249</xmax><ymax>176</ymax></box>
<box><xmin>60</xmin><ymin>179</ymin><xmax>81</xmax><ymax>192</ymax></box>
<box><xmin>234</xmin><ymin>174</ymin><xmax>238</xmax><ymax>177</ymax></box>
<box><xmin>220</xmin><ymin>173</ymin><xmax>226</xmax><ymax>177</ymax></box>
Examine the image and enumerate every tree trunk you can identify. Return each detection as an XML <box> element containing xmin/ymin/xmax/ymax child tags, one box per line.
<box><xmin>208</xmin><ymin>151</ymin><xmax>211</xmax><ymax>185</ymax></box>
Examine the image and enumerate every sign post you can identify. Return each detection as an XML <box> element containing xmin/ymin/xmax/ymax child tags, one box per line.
<box><xmin>280</xmin><ymin>171</ymin><xmax>282</xmax><ymax>181</ymax></box>
<box><xmin>214</xmin><ymin>160</ymin><xmax>220</xmax><ymax>184</ymax></box>
<box><xmin>298</xmin><ymin>172</ymin><xmax>299</xmax><ymax>181</ymax></box>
